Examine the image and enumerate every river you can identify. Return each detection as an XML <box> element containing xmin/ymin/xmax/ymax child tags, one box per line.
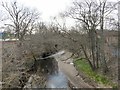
<box><xmin>46</xmin><ymin>70</ymin><xmax>68</xmax><ymax>88</ymax></box>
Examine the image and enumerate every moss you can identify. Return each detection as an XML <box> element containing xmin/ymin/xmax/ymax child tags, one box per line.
<box><xmin>74</xmin><ymin>58</ymin><xmax>118</xmax><ymax>88</ymax></box>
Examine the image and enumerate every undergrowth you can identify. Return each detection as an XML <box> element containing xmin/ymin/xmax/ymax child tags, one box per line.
<box><xmin>74</xmin><ymin>58</ymin><xmax>118</xmax><ymax>88</ymax></box>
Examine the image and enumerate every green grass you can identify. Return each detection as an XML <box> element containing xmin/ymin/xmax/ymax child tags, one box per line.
<box><xmin>74</xmin><ymin>58</ymin><xmax>118</xmax><ymax>88</ymax></box>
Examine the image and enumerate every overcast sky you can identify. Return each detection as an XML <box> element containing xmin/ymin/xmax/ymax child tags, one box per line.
<box><xmin>18</xmin><ymin>0</ymin><xmax>73</xmax><ymax>22</ymax></box>
<box><xmin>0</xmin><ymin>0</ymin><xmax>119</xmax><ymax>29</ymax></box>
<box><xmin>1</xmin><ymin>0</ymin><xmax>118</xmax><ymax>21</ymax></box>
<box><xmin>0</xmin><ymin>0</ymin><xmax>73</xmax><ymax>22</ymax></box>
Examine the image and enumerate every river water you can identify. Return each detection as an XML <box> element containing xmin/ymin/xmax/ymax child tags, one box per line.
<box><xmin>46</xmin><ymin>70</ymin><xmax>68</xmax><ymax>88</ymax></box>
<box><xmin>43</xmin><ymin>50</ymin><xmax>69</xmax><ymax>88</ymax></box>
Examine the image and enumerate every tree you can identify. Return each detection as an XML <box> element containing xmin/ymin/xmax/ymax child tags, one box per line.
<box><xmin>64</xmin><ymin>0</ymin><xmax>101</xmax><ymax>70</ymax></box>
<box><xmin>64</xmin><ymin>0</ymin><xmax>117</xmax><ymax>73</ymax></box>
<box><xmin>2</xmin><ymin>1</ymin><xmax>39</xmax><ymax>40</ymax></box>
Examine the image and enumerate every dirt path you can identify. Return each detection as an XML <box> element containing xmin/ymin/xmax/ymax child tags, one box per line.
<box><xmin>53</xmin><ymin>50</ymin><xmax>93</xmax><ymax>88</ymax></box>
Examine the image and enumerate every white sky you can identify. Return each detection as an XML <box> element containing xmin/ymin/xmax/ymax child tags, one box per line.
<box><xmin>17</xmin><ymin>0</ymin><xmax>73</xmax><ymax>22</ymax></box>
<box><xmin>15</xmin><ymin>0</ymin><xmax>119</xmax><ymax>22</ymax></box>
<box><xmin>0</xmin><ymin>0</ymin><xmax>119</xmax><ymax>29</ymax></box>
<box><xmin>0</xmin><ymin>0</ymin><xmax>75</xmax><ymax>28</ymax></box>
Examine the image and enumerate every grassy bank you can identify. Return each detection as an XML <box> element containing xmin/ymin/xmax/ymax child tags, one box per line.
<box><xmin>74</xmin><ymin>58</ymin><xmax>118</xmax><ymax>88</ymax></box>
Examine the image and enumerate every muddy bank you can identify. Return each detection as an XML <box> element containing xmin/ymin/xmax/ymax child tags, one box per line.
<box><xmin>2</xmin><ymin>42</ymin><xmax>57</xmax><ymax>89</ymax></box>
<box><xmin>2</xmin><ymin>40</ymin><xmax>61</xmax><ymax>89</ymax></box>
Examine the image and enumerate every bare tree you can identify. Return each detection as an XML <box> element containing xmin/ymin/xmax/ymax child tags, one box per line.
<box><xmin>2</xmin><ymin>1</ymin><xmax>39</xmax><ymax>40</ymax></box>
<box><xmin>63</xmin><ymin>0</ymin><xmax>117</xmax><ymax>72</ymax></box>
<box><xmin>63</xmin><ymin>0</ymin><xmax>101</xmax><ymax>70</ymax></box>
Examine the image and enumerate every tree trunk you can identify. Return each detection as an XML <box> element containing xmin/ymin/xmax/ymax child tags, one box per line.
<box><xmin>96</xmin><ymin>37</ymin><xmax>100</xmax><ymax>68</ymax></box>
<box><xmin>100</xmin><ymin>14</ymin><xmax>108</xmax><ymax>73</ymax></box>
<box><xmin>80</xmin><ymin>44</ymin><xmax>94</xmax><ymax>70</ymax></box>
<box><xmin>99</xmin><ymin>1</ymin><xmax>108</xmax><ymax>73</ymax></box>
<box><xmin>88</xmin><ymin>28</ymin><xmax>96</xmax><ymax>70</ymax></box>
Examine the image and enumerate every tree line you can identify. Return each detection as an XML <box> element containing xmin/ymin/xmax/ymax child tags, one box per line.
<box><xmin>1</xmin><ymin>0</ymin><xmax>118</xmax><ymax>74</ymax></box>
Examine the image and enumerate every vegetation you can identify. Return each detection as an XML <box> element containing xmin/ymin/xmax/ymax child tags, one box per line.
<box><xmin>2</xmin><ymin>1</ymin><xmax>39</xmax><ymax>40</ymax></box>
<box><xmin>63</xmin><ymin>0</ymin><xmax>118</xmax><ymax>73</ymax></box>
<box><xmin>1</xmin><ymin>0</ymin><xmax>118</xmax><ymax>88</ymax></box>
<box><xmin>74</xmin><ymin>58</ymin><xmax>118</xmax><ymax>88</ymax></box>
